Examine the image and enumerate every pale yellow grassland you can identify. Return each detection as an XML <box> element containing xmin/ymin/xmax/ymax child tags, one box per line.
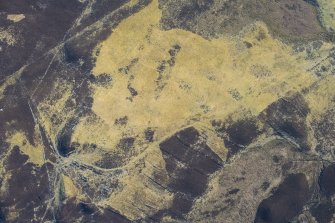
<box><xmin>318</xmin><ymin>0</ymin><xmax>335</xmax><ymax>31</ymax></box>
<box><xmin>71</xmin><ymin>1</ymin><xmax>323</xmax><ymax>219</ymax></box>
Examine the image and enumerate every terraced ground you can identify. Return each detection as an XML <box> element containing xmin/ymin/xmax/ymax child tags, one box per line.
<box><xmin>0</xmin><ymin>0</ymin><xmax>335</xmax><ymax>222</ymax></box>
